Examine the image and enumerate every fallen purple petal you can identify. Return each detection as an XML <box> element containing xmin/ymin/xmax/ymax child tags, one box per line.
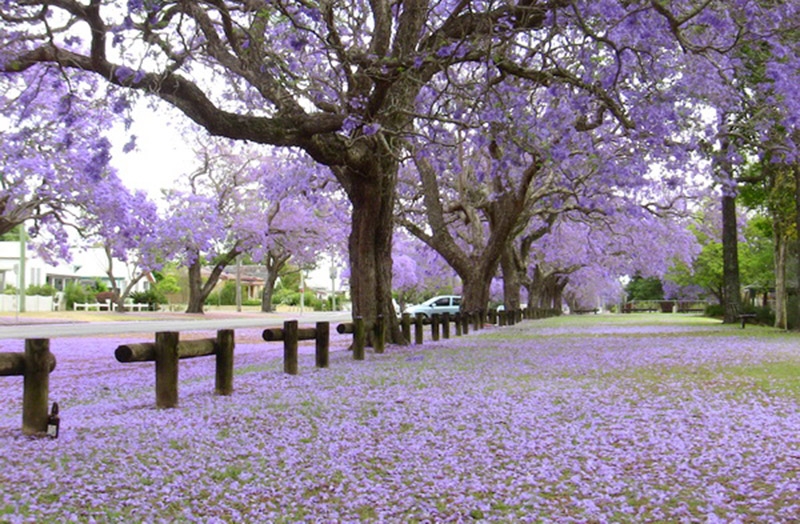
<box><xmin>1</xmin><ymin>316</ymin><xmax>798</xmax><ymax>522</ymax></box>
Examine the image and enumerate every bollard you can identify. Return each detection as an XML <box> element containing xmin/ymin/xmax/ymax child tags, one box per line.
<box><xmin>414</xmin><ymin>313</ymin><xmax>424</xmax><ymax>345</ymax></box>
<box><xmin>401</xmin><ymin>313</ymin><xmax>411</xmax><ymax>344</ymax></box>
<box><xmin>316</xmin><ymin>321</ymin><xmax>330</xmax><ymax>368</ymax></box>
<box><xmin>155</xmin><ymin>332</ymin><xmax>180</xmax><ymax>409</ymax></box>
<box><xmin>284</xmin><ymin>320</ymin><xmax>299</xmax><ymax>375</ymax></box>
<box><xmin>21</xmin><ymin>339</ymin><xmax>53</xmax><ymax>436</ymax></box>
<box><xmin>353</xmin><ymin>317</ymin><xmax>366</xmax><ymax>360</ymax></box>
<box><xmin>431</xmin><ymin>314</ymin><xmax>440</xmax><ymax>342</ymax></box>
<box><xmin>441</xmin><ymin>313</ymin><xmax>451</xmax><ymax>339</ymax></box>
<box><xmin>215</xmin><ymin>329</ymin><xmax>235</xmax><ymax>395</ymax></box>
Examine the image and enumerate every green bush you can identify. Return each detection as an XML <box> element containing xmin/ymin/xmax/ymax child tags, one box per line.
<box><xmin>219</xmin><ymin>281</ymin><xmax>237</xmax><ymax>305</ymax></box>
<box><xmin>129</xmin><ymin>289</ymin><xmax>166</xmax><ymax>310</ymax></box>
<box><xmin>64</xmin><ymin>282</ymin><xmax>90</xmax><ymax>310</ymax></box>
<box><xmin>704</xmin><ymin>303</ymin><xmax>724</xmax><ymax>317</ymax></box>
<box><xmin>271</xmin><ymin>287</ymin><xmax>321</xmax><ymax>309</ymax></box>
<box><xmin>26</xmin><ymin>284</ymin><xmax>57</xmax><ymax>297</ymax></box>
<box><xmin>740</xmin><ymin>305</ymin><xmax>775</xmax><ymax>326</ymax></box>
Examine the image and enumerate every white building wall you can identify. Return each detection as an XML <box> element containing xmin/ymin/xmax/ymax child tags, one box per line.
<box><xmin>0</xmin><ymin>242</ymin><xmax>149</xmax><ymax>311</ymax></box>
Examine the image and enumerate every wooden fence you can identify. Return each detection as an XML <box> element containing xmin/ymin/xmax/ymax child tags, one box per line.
<box><xmin>3</xmin><ymin>306</ymin><xmax>562</xmax><ymax>437</ymax></box>
<box><xmin>0</xmin><ymin>339</ymin><xmax>57</xmax><ymax>436</ymax></box>
<box><xmin>115</xmin><ymin>330</ymin><xmax>235</xmax><ymax>408</ymax></box>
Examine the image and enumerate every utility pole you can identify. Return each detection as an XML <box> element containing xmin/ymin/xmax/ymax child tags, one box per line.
<box><xmin>235</xmin><ymin>254</ymin><xmax>242</xmax><ymax>312</ymax></box>
<box><xmin>18</xmin><ymin>225</ymin><xmax>26</xmax><ymax>313</ymax></box>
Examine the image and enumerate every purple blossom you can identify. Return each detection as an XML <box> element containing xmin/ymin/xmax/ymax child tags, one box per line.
<box><xmin>2</xmin><ymin>316</ymin><xmax>797</xmax><ymax>522</ymax></box>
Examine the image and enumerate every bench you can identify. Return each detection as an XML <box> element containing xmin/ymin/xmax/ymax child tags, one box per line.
<box><xmin>573</xmin><ymin>308</ymin><xmax>598</xmax><ymax>315</ymax></box>
<box><xmin>738</xmin><ymin>313</ymin><xmax>757</xmax><ymax>329</ymax></box>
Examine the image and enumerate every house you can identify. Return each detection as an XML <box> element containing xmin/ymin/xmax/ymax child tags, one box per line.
<box><xmin>0</xmin><ymin>242</ymin><xmax>150</xmax><ymax>312</ymax></box>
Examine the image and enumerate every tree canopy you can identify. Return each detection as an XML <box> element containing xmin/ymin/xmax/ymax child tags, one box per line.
<box><xmin>3</xmin><ymin>1</ymin><xmax>800</xmax><ymax>330</ymax></box>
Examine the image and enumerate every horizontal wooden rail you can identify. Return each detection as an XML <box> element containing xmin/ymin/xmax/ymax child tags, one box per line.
<box><xmin>263</xmin><ymin>326</ymin><xmax>319</xmax><ymax>342</ymax></box>
<box><xmin>115</xmin><ymin>338</ymin><xmax>219</xmax><ymax>363</ymax></box>
<box><xmin>115</xmin><ymin>330</ymin><xmax>234</xmax><ymax>408</ymax></box>
<box><xmin>0</xmin><ymin>351</ymin><xmax>56</xmax><ymax>376</ymax></box>
<box><xmin>263</xmin><ymin>321</ymin><xmax>330</xmax><ymax>374</ymax></box>
<box><xmin>1</xmin><ymin>339</ymin><xmax>57</xmax><ymax>436</ymax></box>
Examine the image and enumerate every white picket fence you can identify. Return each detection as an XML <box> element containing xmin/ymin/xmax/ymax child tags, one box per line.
<box><xmin>0</xmin><ymin>295</ymin><xmax>55</xmax><ymax>312</ymax></box>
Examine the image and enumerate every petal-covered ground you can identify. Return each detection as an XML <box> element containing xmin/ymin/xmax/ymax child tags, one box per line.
<box><xmin>1</xmin><ymin>314</ymin><xmax>799</xmax><ymax>522</ymax></box>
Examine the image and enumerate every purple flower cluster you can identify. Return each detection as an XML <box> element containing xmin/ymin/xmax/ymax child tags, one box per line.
<box><xmin>1</xmin><ymin>317</ymin><xmax>798</xmax><ymax>522</ymax></box>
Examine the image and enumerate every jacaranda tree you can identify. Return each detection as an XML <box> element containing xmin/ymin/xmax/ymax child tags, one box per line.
<box><xmin>3</xmin><ymin>1</ymin><xmax>800</xmax><ymax>338</ymax></box>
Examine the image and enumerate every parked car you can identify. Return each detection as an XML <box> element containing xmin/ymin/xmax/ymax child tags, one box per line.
<box><xmin>404</xmin><ymin>295</ymin><xmax>461</xmax><ymax>320</ymax></box>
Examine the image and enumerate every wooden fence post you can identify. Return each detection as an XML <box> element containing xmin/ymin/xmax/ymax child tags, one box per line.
<box><xmin>22</xmin><ymin>339</ymin><xmax>52</xmax><ymax>436</ymax></box>
<box><xmin>454</xmin><ymin>312</ymin><xmax>462</xmax><ymax>336</ymax></box>
<box><xmin>215</xmin><ymin>329</ymin><xmax>234</xmax><ymax>396</ymax></box>
<box><xmin>401</xmin><ymin>313</ymin><xmax>411</xmax><ymax>344</ymax></box>
<box><xmin>374</xmin><ymin>314</ymin><xmax>385</xmax><ymax>354</ymax></box>
<box><xmin>155</xmin><ymin>332</ymin><xmax>180</xmax><ymax>408</ymax></box>
<box><xmin>441</xmin><ymin>313</ymin><xmax>450</xmax><ymax>339</ymax></box>
<box><xmin>431</xmin><ymin>314</ymin><xmax>440</xmax><ymax>342</ymax></box>
<box><xmin>316</xmin><ymin>321</ymin><xmax>329</xmax><ymax>368</ymax></box>
<box><xmin>353</xmin><ymin>317</ymin><xmax>366</xmax><ymax>360</ymax></box>
<box><xmin>462</xmin><ymin>312</ymin><xmax>470</xmax><ymax>335</ymax></box>
<box><xmin>284</xmin><ymin>320</ymin><xmax>299</xmax><ymax>375</ymax></box>
<box><xmin>414</xmin><ymin>313</ymin><xmax>424</xmax><ymax>345</ymax></box>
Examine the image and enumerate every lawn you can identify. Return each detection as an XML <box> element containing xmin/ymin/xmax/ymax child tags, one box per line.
<box><xmin>1</xmin><ymin>314</ymin><xmax>798</xmax><ymax>522</ymax></box>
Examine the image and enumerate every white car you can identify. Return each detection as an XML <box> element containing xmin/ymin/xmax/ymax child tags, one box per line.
<box><xmin>404</xmin><ymin>295</ymin><xmax>461</xmax><ymax>320</ymax></box>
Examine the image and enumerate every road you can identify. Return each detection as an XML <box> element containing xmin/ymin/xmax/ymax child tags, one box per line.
<box><xmin>0</xmin><ymin>311</ymin><xmax>352</xmax><ymax>340</ymax></box>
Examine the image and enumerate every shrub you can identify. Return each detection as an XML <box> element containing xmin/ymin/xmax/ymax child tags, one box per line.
<box><xmin>741</xmin><ymin>305</ymin><xmax>775</xmax><ymax>327</ymax></box>
<box><xmin>26</xmin><ymin>284</ymin><xmax>57</xmax><ymax>297</ymax></box>
<box><xmin>129</xmin><ymin>289</ymin><xmax>165</xmax><ymax>310</ymax></box>
<box><xmin>704</xmin><ymin>303</ymin><xmax>724</xmax><ymax>317</ymax></box>
<box><xmin>64</xmin><ymin>282</ymin><xmax>89</xmax><ymax>310</ymax></box>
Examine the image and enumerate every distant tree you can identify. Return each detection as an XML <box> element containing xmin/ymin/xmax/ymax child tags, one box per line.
<box><xmin>625</xmin><ymin>275</ymin><xmax>665</xmax><ymax>302</ymax></box>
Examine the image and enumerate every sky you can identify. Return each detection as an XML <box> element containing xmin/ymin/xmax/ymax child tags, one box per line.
<box><xmin>110</xmin><ymin>100</ymin><xmax>195</xmax><ymax>198</ymax></box>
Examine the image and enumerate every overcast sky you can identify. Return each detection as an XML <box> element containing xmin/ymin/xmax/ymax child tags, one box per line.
<box><xmin>110</xmin><ymin>100</ymin><xmax>195</xmax><ymax>199</ymax></box>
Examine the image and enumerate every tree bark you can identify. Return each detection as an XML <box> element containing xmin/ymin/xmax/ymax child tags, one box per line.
<box><xmin>721</xmin><ymin>193</ymin><xmax>741</xmax><ymax>323</ymax></box>
<box><xmin>337</xmin><ymin>163</ymin><xmax>402</xmax><ymax>344</ymax></box>
<box><xmin>185</xmin><ymin>247</ymin><xmax>241</xmax><ymax>314</ymax></box>
<box><xmin>500</xmin><ymin>245</ymin><xmax>522</xmax><ymax>310</ymax></box>
<box><xmin>774</xmin><ymin>227</ymin><xmax>787</xmax><ymax>329</ymax></box>
<box><xmin>186</xmin><ymin>260</ymin><xmax>206</xmax><ymax>314</ymax></box>
<box><xmin>460</xmin><ymin>262</ymin><xmax>498</xmax><ymax>316</ymax></box>
<box><xmin>260</xmin><ymin>251</ymin><xmax>289</xmax><ymax>313</ymax></box>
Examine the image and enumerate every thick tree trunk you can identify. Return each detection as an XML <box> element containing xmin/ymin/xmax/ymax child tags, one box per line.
<box><xmin>344</xmin><ymin>167</ymin><xmax>402</xmax><ymax>344</ymax></box>
<box><xmin>260</xmin><ymin>252</ymin><xmax>288</xmax><ymax>313</ymax></box>
<box><xmin>721</xmin><ymin>193</ymin><xmax>741</xmax><ymax>323</ymax></box>
<box><xmin>185</xmin><ymin>248</ymin><xmax>240</xmax><ymax>314</ymax></box>
<box><xmin>774</xmin><ymin>229</ymin><xmax>787</xmax><ymax>329</ymax></box>
<box><xmin>527</xmin><ymin>270</ymin><xmax>566</xmax><ymax>310</ymax></box>
<box><xmin>460</xmin><ymin>262</ymin><xmax>497</xmax><ymax>317</ymax></box>
<box><xmin>794</xmin><ymin>164</ymin><xmax>800</xmax><ymax>331</ymax></box>
<box><xmin>500</xmin><ymin>246</ymin><xmax>522</xmax><ymax>310</ymax></box>
<box><xmin>186</xmin><ymin>260</ymin><xmax>206</xmax><ymax>314</ymax></box>
<box><xmin>260</xmin><ymin>270</ymin><xmax>278</xmax><ymax>313</ymax></box>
